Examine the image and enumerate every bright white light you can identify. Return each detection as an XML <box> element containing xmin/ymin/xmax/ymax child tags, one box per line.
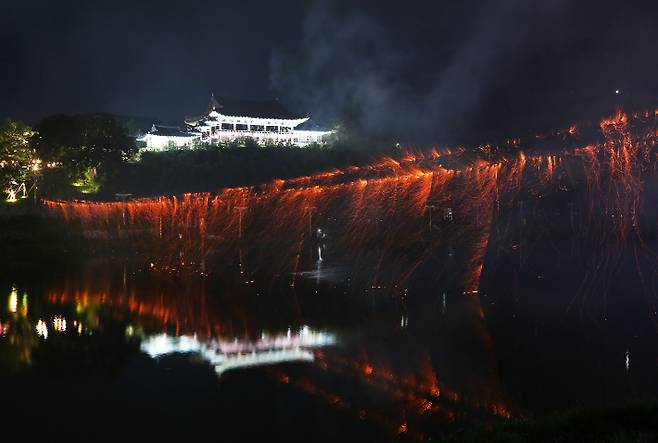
<box><xmin>141</xmin><ymin>334</ymin><xmax>202</xmax><ymax>357</ymax></box>
<box><xmin>141</xmin><ymin>326</ymin><xmax>336</xmax><ymax>377</ymax></box>
<box><xmin>615</xmin><ymin>89</ymin><xmax>621</xmax><ymax>95</ymax></box>
<box><xmin>214</xmin><ymin>348</ymin><xmax>314</xmax><ymax>376</ymax></box>
<box><xmin>36</xmin><ymin>319</ymin><xmax>48</xmax><ymax>339</ymax></box>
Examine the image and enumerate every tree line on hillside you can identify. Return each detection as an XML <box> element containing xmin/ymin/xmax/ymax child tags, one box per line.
<box><xmin>108</xmin><ymin>144</ymin><xmax>383</xmax><ymax>196</ymax></box>
<box><xmin>0</xmin><ymin>113</ymin><xmax>386</xmax><ymax>201</ymax></box>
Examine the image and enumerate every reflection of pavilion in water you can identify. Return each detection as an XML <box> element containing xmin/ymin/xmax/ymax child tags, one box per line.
<box><xmin>141</xmin><ymin>326</ymin><xmax>335</xmax><ymax>376</ymax></box>
<box><xmin>5</xmin><ymin>265</ymin><xmax>515</xmax><ymax>438</ymax></box>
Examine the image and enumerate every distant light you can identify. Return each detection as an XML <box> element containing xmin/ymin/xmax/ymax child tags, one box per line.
<box><xmin>615</xmin><ymin>89</ymin><xmax>621</xmax><ymax>95</ymax></box>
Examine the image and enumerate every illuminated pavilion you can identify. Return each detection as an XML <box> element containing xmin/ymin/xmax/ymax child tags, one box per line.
<box><xmin>139</xmin><ymin>94</ymin><xmax>332</xmax><ymax>150</ymax></box>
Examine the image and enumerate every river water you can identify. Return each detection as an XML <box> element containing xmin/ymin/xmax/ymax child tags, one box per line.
<box><xmin>2</xmin><ymin>112</ymin><xmax>658</xmax><ymax>441</ymax></box>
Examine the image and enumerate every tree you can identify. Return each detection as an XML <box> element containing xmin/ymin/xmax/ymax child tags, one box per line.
<box><xmin>33</xmin><ymin>113</ymin><xmax>137</xmax><ymax>189</ymax></box>
<box><xmin>0</xmin><ymin>118</ymin><xmax>36</xmax><ymax>192</ymax></box>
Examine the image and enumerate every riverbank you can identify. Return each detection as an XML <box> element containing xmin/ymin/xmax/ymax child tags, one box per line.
<box><xmin>0</xmin><ymin>200</ymin><xmax>81</xmax><ymax>265</ymax></box>
<box><xmin>90</xmin><ymin>143</ymin><xmax>392</xmax><ymax>200</ymax></box>
<box><xmin>426</xmin><ymin>400</ymin><xmax>658</xmax><ymax>443</ymax></box>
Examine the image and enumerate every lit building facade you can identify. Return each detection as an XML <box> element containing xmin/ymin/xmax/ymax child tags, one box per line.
<box><xmin>139</xmin><ymin>94</ymin><xmax>332</xmax><ymax>150</ymax></box>
<box><xmin>138</xmin><ymin>124</ymin><xmax>198</xmax><ymax>150</ymax></box>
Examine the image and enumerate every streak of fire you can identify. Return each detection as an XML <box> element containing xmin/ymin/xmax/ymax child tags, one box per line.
<box><xmin>43</xmin><ymin>109</ymin><xmax>657</xmax><ymax>302</ymax></box>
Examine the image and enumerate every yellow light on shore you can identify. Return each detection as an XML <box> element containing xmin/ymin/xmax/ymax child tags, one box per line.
<box><xmin>6</xmin><ymin>189</ymin><xmax>17</xmax><ymax>202</ymax></box>
<box><xmin>8</xmin><ymin>287</ymin><xmax>18</xmax><ymax>313</ymax></box>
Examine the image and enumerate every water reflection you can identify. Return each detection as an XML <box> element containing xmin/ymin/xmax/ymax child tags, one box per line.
<box><xmin>4</xmin><ymin>110</ymin><xmax>657</xmax><ymax>439</ymax></box>
<box><xmin>1</xmin><ymin>260</ymin><xmax>515</xmax><ymax>439</ymax></box>
<box><xmin>141</xmin><ymin>326</ymin><xmax>336</xmax><ymax>376</ymax></box>
<box><xmin>43</xmin><ymin>110</ymin><xmax>658</xmax><ymax>306</ymax></box>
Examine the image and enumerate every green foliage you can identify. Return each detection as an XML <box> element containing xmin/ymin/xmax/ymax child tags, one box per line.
<box><xmin>71</xmin><ymin>167</ymin><xmax>101</xmax><ymax>194</ymax></box>
<box><xmin>165</xmin><ymin>140</ymin><xmax>179</xmax><ymax>151</ymax></box>
<box><xmin>33</xmin><ymin>113</ymin><xmax>137</xmax><ymax>188</ymax></box>
<box><xmin>0</xmin><ymin>118</ymin><xmax>36</xmax><ymax>190</ymax></box>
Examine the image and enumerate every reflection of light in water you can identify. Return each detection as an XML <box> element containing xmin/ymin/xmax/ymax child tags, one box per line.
<box><xmin>142</xmin><ymin>334</ymin><xmax>202</xmax><ymax>355</ymax></box>
<box><xmin>297</xmin><ymin>266</ymin><xmax>345</xmax><ymax>283</ymax></box>
<box><xmin>21</xmin><ymin>293</ymin><xmax>27</xmax><ymax>316</ymax></box>
<box><xmin>141</xmin><ymin>326</ymin><xmax>336</xmax><ymax>377</ymax></box>
<box><xmin>625</xmin><ymin>349</ymin><xmax>630</xmax><ymax>373</ymax></box>
<box><xmin>8</xmin><ymin>287</ymin><xmax>18</xmax><ymax>313</ymax></box>
<box><xmin>36</xmin><ymin>319</ymin><xmax>48</xmax><ymax>339</ymax></box>
<box><xmin>53</xmin><ymin>316</ymin><xmax>67</xmax><ymax>332</ymax></box>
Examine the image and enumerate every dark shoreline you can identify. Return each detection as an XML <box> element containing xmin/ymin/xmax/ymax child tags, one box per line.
<box><xmin>426</xmin><ymin>400</ymin><xmax>658</xmax><ymax>443</ymax></box>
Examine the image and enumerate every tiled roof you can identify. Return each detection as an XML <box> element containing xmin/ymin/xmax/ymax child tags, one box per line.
<box><xmin>208</xmin><ymin>94</ymin><xmax>305</xmax><ymax>120</ymax></box>
<box><xmin>295</xmin><ymin>119</ymin><xmax>328</xmax><ymax>131</ymax></box>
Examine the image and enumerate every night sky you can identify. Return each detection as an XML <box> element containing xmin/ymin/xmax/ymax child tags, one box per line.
<box><xmin>1</xmin><ymin>0</ymin><xmax>657</xmax><ymax>142</ymax></box>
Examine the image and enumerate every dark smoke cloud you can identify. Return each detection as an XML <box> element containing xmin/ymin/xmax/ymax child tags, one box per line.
<box><xmin>2</xmin><ymin>0</ymin><xmax>656</xmax><ymax>135</ymax></box>
<box><xmin>271</xmin><ymin>0</ymin><xmax>657</xmax><ymax>144</ymax></box>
